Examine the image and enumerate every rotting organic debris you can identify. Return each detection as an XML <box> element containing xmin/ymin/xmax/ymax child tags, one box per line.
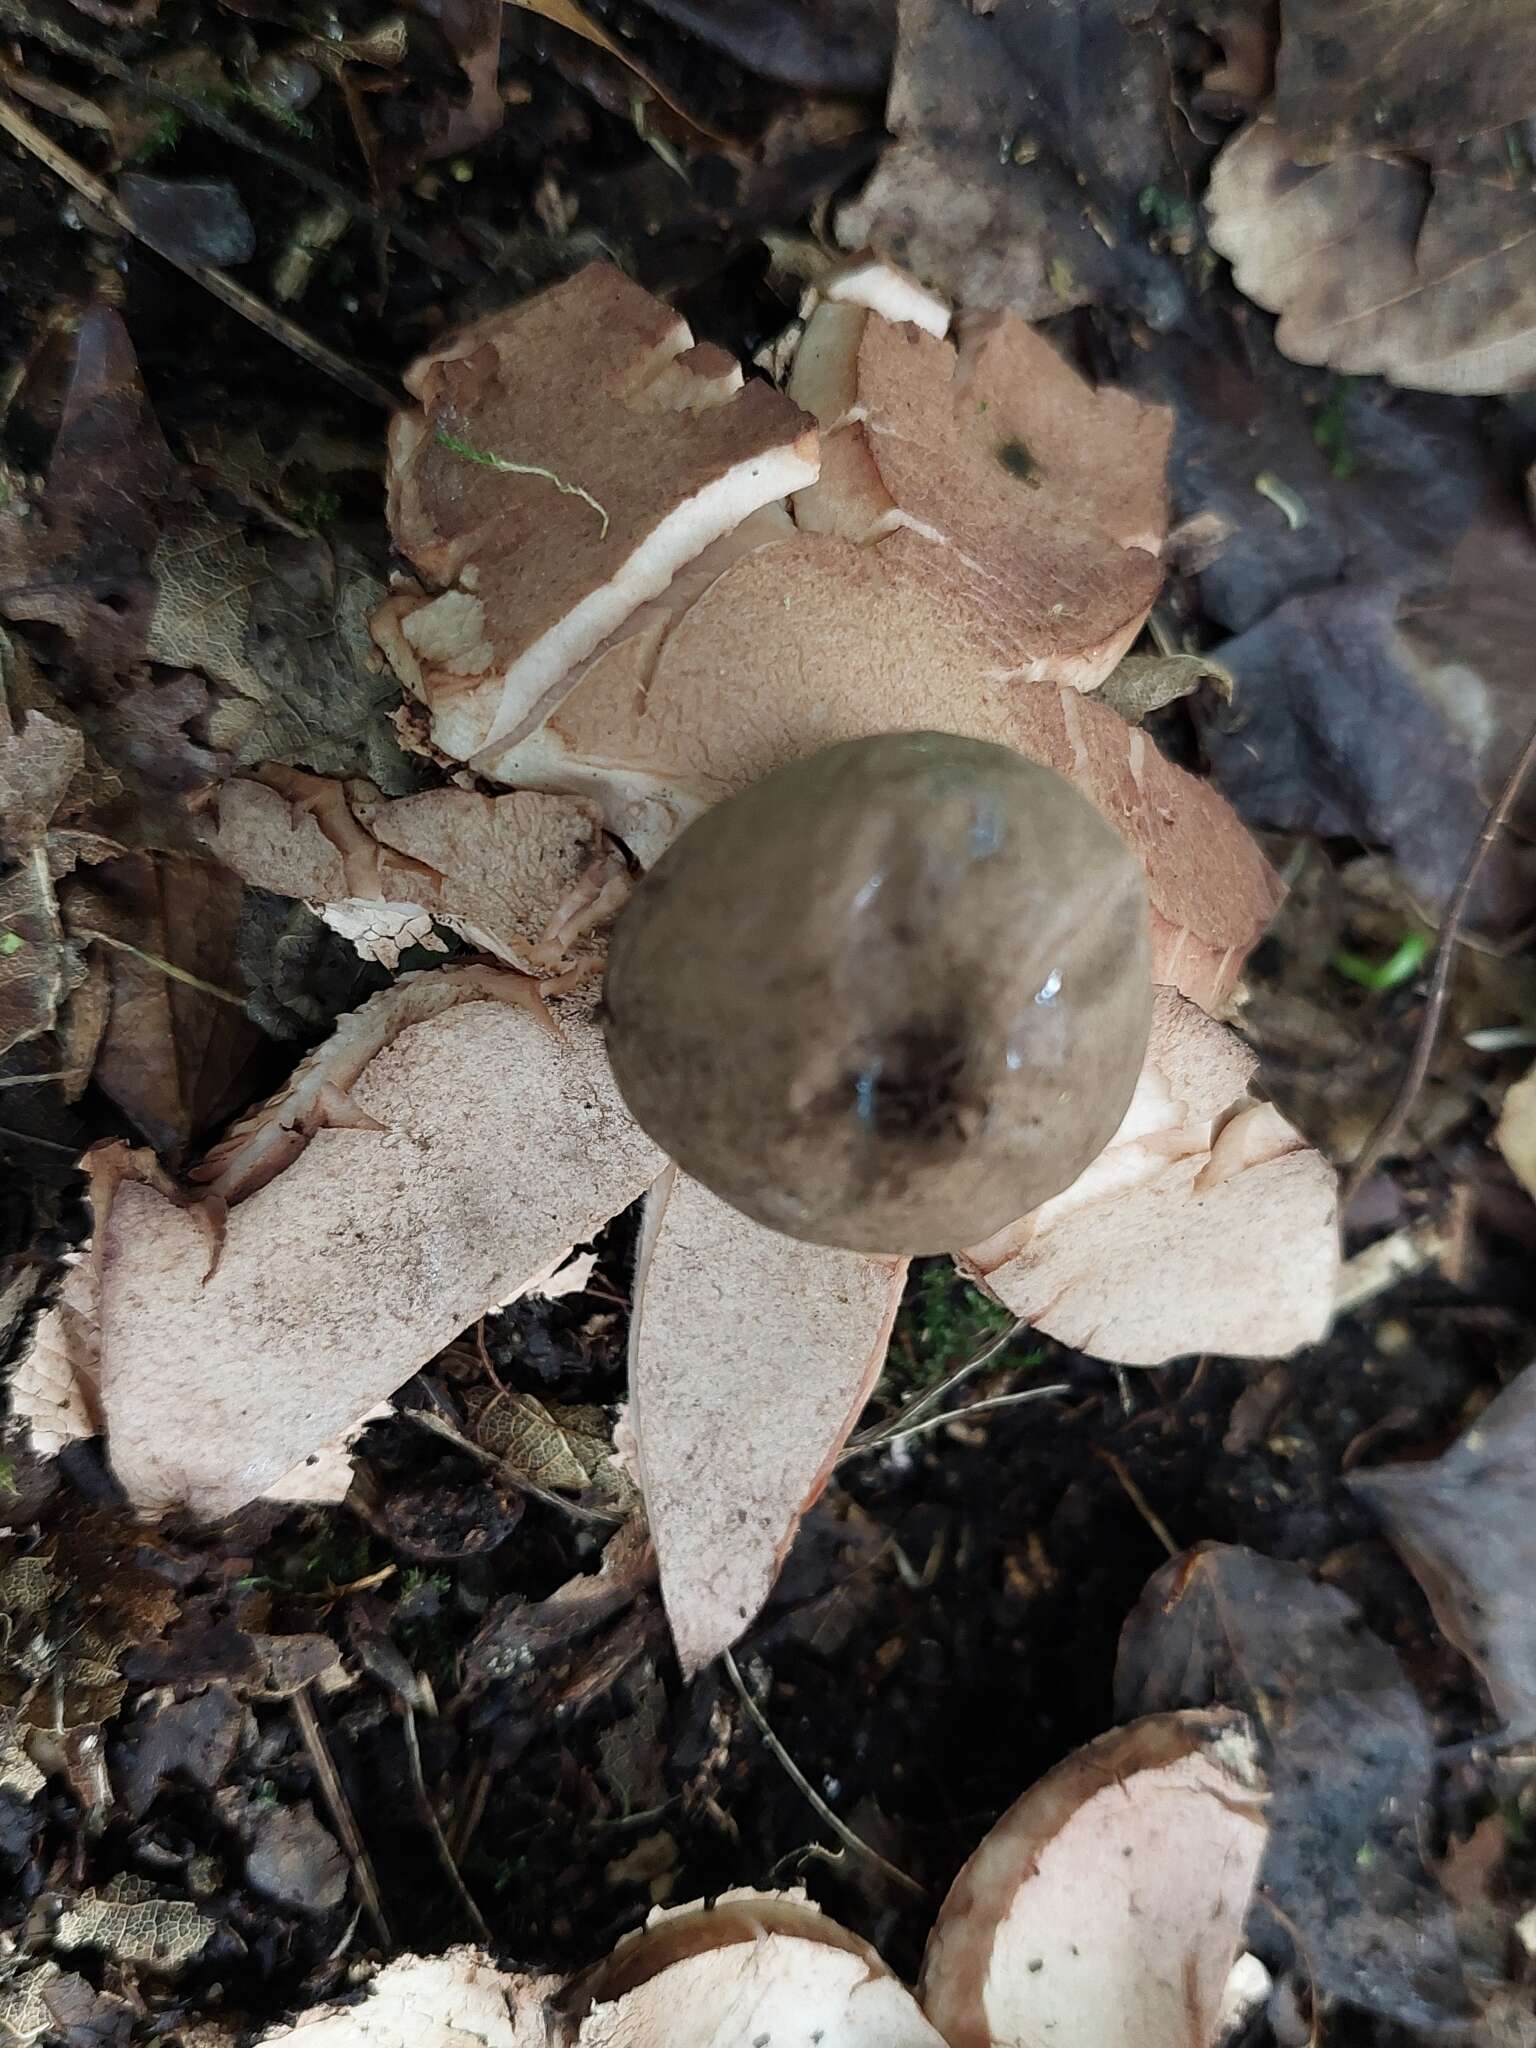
<box><xmin>249</xmin><ymin>1709</ymin><xmax>1268</xmax><ymax>2048</ymax></box>
<box><xmin>14</xmin><ymin>259</ymin><xmax>1340</xmax><ymax>1676</ymax></box>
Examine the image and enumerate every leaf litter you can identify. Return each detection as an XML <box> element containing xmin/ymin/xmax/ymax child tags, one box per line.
<box><xmin>2</xmin><ymin>0</ymin><xmax>1536</xmax><ymax>2039</ymax></box>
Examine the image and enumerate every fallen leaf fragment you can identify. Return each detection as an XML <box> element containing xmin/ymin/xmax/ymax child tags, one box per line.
<box><xmin>958</xmin><ymin>992</ymin><xmax>1338</xmax><ymax>1364</ymax></box>
<box><xmin>921</xmin><ymin>1710</ymin><xmax>1268</xmax><ymax>2048</ymax></box>
<box><xmin>481</xmin><ymin>531</ymin><xmax>1279</xmax><ymax>1010</ymax></box>
<box><xmin>1352</xmin><ymin>1362</ymin><xmax>1536</xmax><ymax>1734</ymax></box>
<box><xmin>577</xmin><ymin>1890</ymin><xmax>947</xmax><ymax>2046</ymax></box>
<box><xmin>52</xmin><ymin>1875</ymin><xmax>214</xmax><ymax>1974</ymax></box>
<box><xmin>787</xmin><ymin>282</ymin><xmax>1170</xmax><ymax>686</ymax></box>
<box><xmin>65</xmin><ymin>849</ymin><xmax>267</xmax><ymax>1155</ymax></box>
<box><xmin>377</xmin><ymin>262</ymin><xmax>818</xmax><ymax>760</ymax></box>
<box><xmin>256</xmin><ymin>1949</ymin><xmax>566</xmax><ymax>2048</ymax></box>
<box><xmin>1207</xmin><ymin>121</ymin><xmax>1536</xmax><ymax>396</ymax></box>
<box><xmin>204</xmin><ymin>767</ymin><xmax>627</xmax><ymax>972</ymax></box>
<box><xmin>95</xmin><ymin>971</ymin><xmax>663</xmax><ymax>1516</ymax></box>
<box><xmin>629</xmin><ymin>1167</ymin><xmax>906</xmax><ymax>1673</ymax></box>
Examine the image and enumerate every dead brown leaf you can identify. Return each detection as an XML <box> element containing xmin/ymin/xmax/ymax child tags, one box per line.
<box><xmin>838</xmin><ymin>0</ymin><xmax>1188</xmax><ymax>322</ymax></box>
<box><xmin>1096</xmin><ymin>650</ymin><xmax>1234</xmax><ymax>725</ymax></box>
<box><xmin>1273</xmin><ymin>0</ymin><xmax>1536</xmax><ymax>152</ymax></box>
<box><xmin>0</xmin><ymin>848</ymin><xmax>72</xmax><ymax>1059</ymax></box>
<box><xmin>52</xmin><ymin>1876</ymin><xmax>214</xmax><ymax>1975</ymax></box>
<box><xmin>0</xmin><ymin>306</ymin><xmax>177</xmax><ymax>687</ymax></box>
<box><xmin>1352</xmin><ymin>1364</ymin><xmax>1536</xmax><ymax>1734</ymax></box>
<box><xmin>148</xmin><ymin>510</ymin><xmax>412</xmax><ymax>792</ymax></box>
<box><xmin>63</xmin><ymin>851</ymin><xmax>267</xmax><ymax>1157</ymax></box>
<box><xmin>1207</xmin><ymin>120</ymin><xmax>1536</xmax><ymax>395</ymax></box>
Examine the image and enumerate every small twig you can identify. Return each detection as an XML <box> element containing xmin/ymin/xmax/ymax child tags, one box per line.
<box><xmin>0</xmin><ymin>0</ymin><xmax>476</xmax><ymax>282</ymax></box>
<box><xmin>399</xmin><ymin>1700</ymin><xmax>492</xmax><ymax>1944</ymax></box>
<box><xmin>436</xmin><ymin>429</ymin><xmax>610</xmax><ymax>536</ymax></box>
<box><xmin>449</xmin><ymin>1753</ymin><xmax>492</xmax><ymax>1864</ymax></box>
<box><xmin>405</xmin><ymin>1400</ymin><xmax>623</xmax><ymax>1528</ymax></box>
<box><xmin>0</xmin><ymin>1067</ymin><xmax>88</xmax><ymax>1090</ymax></box>
<box><xmin>1095</xmin><ymin>1448</ymin><xmax>1179</xmax><ymax>1558</ymax></box>
<box><xmin>844</xmin><ymin>1315</ymin><xmax>1029</xmax><ymax>1456</ymax></box>
<box><xmin>721</xmin><ymin>1648</ymin><xmax>926</xmax><ymax>1900</ymax></box>
<box><xmin>290</xmin><ymin>1685</ymin><xmax>393</xmax><ymax>1947</ymax></box>
<box><xmin>75</xmin><ymin>929</ymin><xmax>248</xmax><ymax>1006</ymax></box>
<box><xmin>1344</xmin><ymin>712</ymin><xmax>1536</xmax><ymax>1206</ymax></box>
<box><xmin>0</xmin><ymin>90</ymin><xmax>397</xmax><ymax>410</ymax></box>
<box><xmin>840</xmin><ymin>1383</ymin><xmax>1069</xmax><ymax>1459</ymax></box>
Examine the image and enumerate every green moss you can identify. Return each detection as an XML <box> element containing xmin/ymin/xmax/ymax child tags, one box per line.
<box><xmin>883</xmin><ymin>1261</ymin><xmax>1027</xmax><ymax>1400</ymax></box>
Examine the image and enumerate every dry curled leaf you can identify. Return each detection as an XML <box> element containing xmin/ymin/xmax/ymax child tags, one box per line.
<box><xmin>1352</xmin><ymin>1363</ymin><xmax>1536</xmax><ymax>1735</ymax></box>
<box><xmin>1207</xmin><ymin>120</ymin><xmax>1536</xmax><ymax>395</ymax></box>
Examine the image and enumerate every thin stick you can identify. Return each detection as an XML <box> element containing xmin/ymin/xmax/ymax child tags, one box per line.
<box><xmin>1344</xmin><ymin>712</ymin><xmax>1536</xmax><ymax>1206</ymax></box>
<box><xmin>846</xmin><ymin>1315</ymin><xmax>1030</xmax><ymax>1454</ymax></box>
<box><xmin>74</xmin><ymin>929</ymin><xmax>248</xmax><ymax>1006</ymax></box>
<box><xmin>400</xmin><ymin>1702</ymin><xmax>492</xmax><ymax>1944</ymax></box>
<box><xmin>721</xmin><ymin>1648</ymin><xmax>926</xmax><ymax>1900</ymax></box>
<box><xmin>291</xmin><ymin>1686</ymin><xmax>393</xmax><ymax>1947</ymax></box>
<box><xmin>0</xmin><ymin>1</ymin><xmax>475</xmax><ymax>282</ymax></box>
<box><xmin>1095</xmin><ymin>1448</ymin><xmax>1179</xmax><ymax>1559</ymax></box>
<box><xmin>0</xmin><ymin>91</ymin><xmax>397</xmax><ymax>411</ymax></box>
<box><xmin>843</xmin><ymin>1383</ymin><xmax>1070</xmax><ymax>1458</ymax></box>
<box><xmin>405</xmin><ymin>1401</ymin><xmax>622</xmax><ymax>1529</ymax></box>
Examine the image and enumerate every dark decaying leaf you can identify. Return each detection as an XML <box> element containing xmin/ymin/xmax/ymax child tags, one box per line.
<box><xmin>239</xmin><ymin>1797</ymin><xmax>349</xmax><ymax>1914</ymax></box>
<box><xmin>1352</xmin><ymin>1363</ymin><xmax>1536</xmax><ymax>1736</ymax></box>
<box><xmin>112</xmin><ymin>1682</ymin><xmax>250</xmax><ymax>1818</ymax></box>
<box><xmin>118</xmin><ymin>176</ymin><xmax>257</xmax><ymax>269</ymax></box>
<box><xmin>0</xmin><ymin>848</ymin><xmax>73</xmax><ymax>1060</ymax></box>
<box><xmin>0</xmin><ymin>308</ymin><xmax>177</xmax><ymax>688</ymax></box>
<box><xmin>1201</xmin><ymin>514</ymin><xmax>1536</xmax><ymax>931</ymax></box>
<box><xmin>413</xmin><ymin>0</ymin><xmax>505</xmax><ymax>164</ymax></box>
<box><xmin>1203</xmin><ymin>584</ymin><xmax>1532</xmax><ymax>929</ymax></box>
<box><xmin>838</xmin><ymin>0</ymin><xmax>1188</xmax><ymax>324</ymax></box>
<box><xmin>1124</xmin><ymin>333</ymin><xmax>1489</xmax><ymax>640</ymax></box>
<box><xmin>1207</xmin><ymin>122</ymin><xmax>1536</xmax><ymax>397</ymax></box>
<box><xmin>1272</xmin><ymin>0</ymin><xmax>1536</xmax><ymax>152</ymax></box>
<box><xmin>635</xmin><ymin>0</ymin><xmax>895</xmax><ymax>93</ymax></box>
<box><xmin>147</xmin><ymin>511</ymin><xmax>413</xmax><ymax>792</ymax></box>
<box><xmin>63</xmin><ymin>850</ymin><xmax>269</xmax><ymax>1156</ymax></box>
<box><xmin>1115</xmin><ymin>1542</ymin><xmax>1466</xmax><ymax>2029</ymax></box>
